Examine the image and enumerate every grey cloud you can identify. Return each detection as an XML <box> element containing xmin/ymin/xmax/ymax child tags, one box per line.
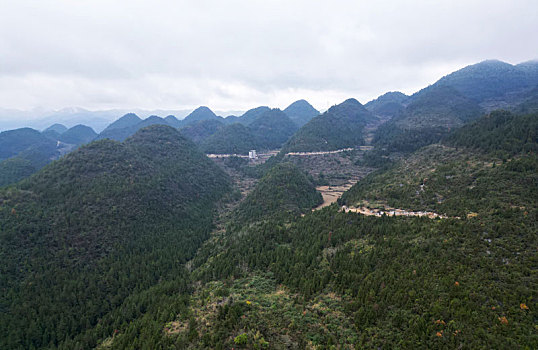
<box><xmin>0</xmin><ymin>0</ymin><xmax>537</xmax><ymax>114</ymax></box>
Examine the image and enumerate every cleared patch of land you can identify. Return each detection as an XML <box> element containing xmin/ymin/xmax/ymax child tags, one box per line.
<box><xmin>314</xmin><ymin>180</ymin><xmax>358</xmax><ymax>210</ymax></box>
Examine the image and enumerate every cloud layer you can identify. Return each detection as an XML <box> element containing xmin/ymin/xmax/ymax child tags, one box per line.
<box><xmin>1</xmin><ymin>0</ymin><xmax>537</xmax><ymax>112</ymax></box>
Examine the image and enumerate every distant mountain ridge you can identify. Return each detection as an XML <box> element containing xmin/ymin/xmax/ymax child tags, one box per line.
<box><xmin>282</xmin><ymin>98</ymin><xmax>377</xmax><ymax>152</ymax></box>
<box><xmin>58</xmin><ymin>124</ymin><xmax>97</xmax><ymax>145</ymax></box>
<box><xmin>283</xmin><ymin>99</ymin><xmax>320</xmax><ymax>127</ymax></box>
<box><xmin>415</xmin><ymin>59</ymin><xmax>538</xmax><ymax>108</ymax></box>
<box><xmin>372</xmin><ymin>85</ymin><xmax>483</xmax><ymax>153</ymax></box>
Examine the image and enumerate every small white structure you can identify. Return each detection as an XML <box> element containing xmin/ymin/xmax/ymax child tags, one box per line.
<box><xmin>248</xmin><ymin>150</ymin><xmax>257</xmax><ymax>160</ymax></box>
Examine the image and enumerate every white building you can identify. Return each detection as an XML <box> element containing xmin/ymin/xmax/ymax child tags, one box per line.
<box><xmin>248</xmin><ymin>150</ymin><xmax>257</xmax><ymax>160</ymax></box>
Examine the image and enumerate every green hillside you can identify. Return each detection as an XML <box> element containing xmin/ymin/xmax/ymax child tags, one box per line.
<box><xmin>100</xmin><ymin>113</ymin><xmax>142</xmax><ymax>132</ymax></box>
<box><xmin>234</xmin><ymin>162</ymin><xmax>322</xmax><ymax>224</ymax></box>
<box><xmin>182</xmin><ymin>106</ymin><xmax>221</xmax><ymax>125</ymax></box>
<box><xmin>0</xmin><ymin>125</ymin><xmax>231</xmax><ymax>349</ymax></box>
<box><xmin>0</xmin><ymin>157</ymin><xmax>37</xmax><ymax>187</ymax></box>
<box><xmin>365</xmin><ymin>91</ymin><xmax>409</xmax><ymax>118</ymax></box>
<box><xmin>283</xmin><ymin>99</ymin><xmax>320</xmax><ymax>127</ymax></box>
<box><xmin>0</xmin><ymin>128</ymin><xmax>55</xmax><ymax>160</ymax></box>
<box><xmin>96</xmin><ymin>115</ymin><xmax>170</xmax><ymax>141</ymax></box>
<box><xmin>0</xmin><ymin>128</ymin><xmax>60</xmax><ymax>186</ymax></box>
<box><xmin>373</xmin><ymin>86</ymin><xmax>483</xmax><ymax>152</ymax></box>
<box><xmin>201</xmin><ymin>123</ymin><xmax>261</xmax><ymax>154</ymax></box>
<box><xmin>234</xmin><ymin>106</ymin><xmax>271</xmax><ymax>125</ymax></box>
<box><xmin>58</xmin><ymin>124</ymin><xmax>97</xmax><ymax>145</ymax></box>
<box><xmin>248</xmin><ymin>109</ymin><xmax>298</xmax><ymax>149</ymax></box>
<box><xmin>180</xmin><ymin>111</ymin><xmax>537</xmax><ymax>349</ymax></box>
<box><xmin>283</xmin><ymin>98</ymin><xmax>377</xmax><ymax>152</ymax></box>
<box><xmin>515</xmin><ymin>86</ymin><xmax>538</xmax><ymax>114</ymax></box>
<box><xmin>427</xmin><ymin>59</ymin><xmax>538</xmax><ymax>102</ymax></box>
<box><xmin>43</xmin><ymin>123</ymin><xmax>68</xmax><ymax>134</ymax></box>
<box><xmin>343</xmin><ymin>111</ymin><xmax>537</xmax><ymax>217</ymax></box>
<box><xmin>179</xmin><ymin>119</ymin><xmax>224</xmax><ymax>143</ymax></box>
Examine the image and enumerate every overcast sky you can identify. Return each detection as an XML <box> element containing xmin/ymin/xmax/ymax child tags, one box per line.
<box><xmin>1</xmin><ymin>0</ymin><xmax>537</xmax><ymax>113</ymax></box>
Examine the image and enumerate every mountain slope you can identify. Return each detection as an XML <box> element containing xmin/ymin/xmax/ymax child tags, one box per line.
<box><xmin>43</xmin><ymin>123</ymin><xmax>68</xmax><ymax>134</ymax></box>
<box><xmin>100</xmin><ymin>113</ymin><xmax>142</xmax><ymax>132</ymax></box>
<box><xmin>283</xmin><ymin>98</ymin><xmax>377</xmax><ymax>152</ymax></box>
<box><xmin>283</xmin><ymin>99</ymin><xmax>320</xmax><ymax>127</ymax></box>
<box><xmin>0</xmin><ymin>125</ymin><xmax>231</xmax><ymax>349</ymax></box>
<box><xmin>58</xmin><ymin>124</ymin><xmax>97</xmax><ymax>145</ymax></box>
<box><xmin>179</xmin><ymin>119</ymin><xmax>224</xmax><ymax>143</ymax></box>
<box><xmin>96</xmin><ymin>115</ymin><xmax>170</xmax><ymax>141</ymax></box>
<box><xmin>201</xmin><ymin>123</ymin><xmax>260</xmax><ymax>154</ymax></box>
<box><xmin>373</xmin><ymin>85</ymin><xmax>483</xmax><ymax>153</ymax></box>
<box><xmin>164</xmin><ymin>115</ymin><xmax>181</xmax><ymax>128</ymax></box>
<box><xmin>515</xmin><ymin>86</ymin><xmax>538</xmax><ymax>114</ymax></box>
<box><xmin>182</xmin><ymin>106</ymin><xmax>221</xmax><ymax>125</ymax></box>
<box><xmin>0</xmin><ymin>128</ymin><xmax>55</xmax><ymax>160</ymax></box>
<box><xmin>423</xmin><ymin>59</ymin><xmax>538</xmax><ymax>103</ymax></box>
<box><xmin>365</xmin><ymin>91</ymin><xmax>409</xmax><ymax>119</ymax></box>
<box><xmin>344</xmin><ymin>111</ymin><xmax>537</xmax><ymax>217</ymax></box>
<box><xmin>235</xmin><ymin>106</ymin><xmax>271</xmax><ymax>125</ymax></box>
<box><xmin>234</xmin><ymin>162</ymin><xmax>322</xmax><ymax>224</ymax></box>
<box><xmin>0</xmin><ymin>128</ymin><xmax>63</xmax><ymax>186</ymax></box>
<box><xmin>248</xmin><ymin>108</ymin><xmax>299</xmax><ymax>149</ymax></box>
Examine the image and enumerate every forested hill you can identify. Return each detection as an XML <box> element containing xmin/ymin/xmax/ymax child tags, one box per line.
<box><xmin>95</xmin><ymin>115</ymin><xmax>170</xmax><ymax>141</ymax></box>
<box><xmin>233</xmin><ymin>162</ymin><xmax>322</xmax><ymax>224</ymax></box>
<box><xmin>365</xmin><ymin>91</ymin><xmax>409</xmax><ymax>118</ymax></box>
<box><xmin>58</xmin><ymin>124</ymin><xmax>97</xmax><ymax>145</ymax></box>
<box><xmin>181</xmin><ymin>110</ymin><xmax>536</xmax><ymax>349</ymax></box>
<box><xmin>283</xmin><ymin>98</ymin><xmax>377</xmax><ymax>152</ymax></box>
<box><xmin>373</xmin><ymin>85</ymin><xmax>483</xmax><ymax>153</ymax></box>
<box><xmin>283</xmin><ymin>99</ymin><xmax>320</xmax><ymax>127</ymax></box>
<box><xmin>342</xmin><ymin>111</ymin><xmax>538</xmax><ymax>218</ymax></box>
<box><xmin>0</xmin><ymin>125</ymin><xmax>231</xmax><ymax>349</ymax></box>
<box><xmin>199</xmin><ymin>109</ymin><xmax>298</xmax><ymax>154</ymax></box>
<box><xmin>0</xmin><ymin>128</ymin><xmax>60</xmax><ymax>186</ymax></box>
<box><xmin>426</xmin><ymin>59</ymin><xmax>538</xmax><ymax>103</ymax></box>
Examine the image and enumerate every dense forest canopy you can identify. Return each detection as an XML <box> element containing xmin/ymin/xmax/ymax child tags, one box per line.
<box><xmin>0</xmin><ymin>125</ymin><xmax>231</xmax><ymax>349</ymax></box>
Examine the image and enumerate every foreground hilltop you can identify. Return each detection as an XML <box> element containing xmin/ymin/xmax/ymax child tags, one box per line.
<box><xmin>0</xmin><ymin>125</ymin><xmax>231</xmax><ymax>349</ymax></box>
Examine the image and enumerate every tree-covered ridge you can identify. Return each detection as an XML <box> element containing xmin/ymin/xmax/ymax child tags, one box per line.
<box><xmin>201</xmin><ymin>123</ymin><xmax>261</xmax><ymax>154</ymax></box>
<box><xmin>364</xmin><ymin>91</ymin><xmax>409</xmax><ymax>118</ymax></box>
<box><xmin>373</xmin><ymin>85</ymin><xmax>483</xmax><ymax>153</ymax></box>
<box><xmin>424</xmin><ymin>59</ymin><xmax>538</xmax><ymax>103</ymax></box>
<box><xmin>0</xmin><ymin>127</ymin><xmax>61</xmax><ymax>186</ymax></box>
<box><xmin>283</xmin><ymin>98</ymin><xmax>377</xmax><ymax>152</ymax></box>
<box><xmin>232</xmin><ymin>106</ymin><xmax>271</xmax><ymax>125</ymax></box>
<box><xmin>343</xmin><ymin>111</ymin><xmax>538</xmax><ymax>217</ymax></box>
<box><xmin>100</xmin><ymin>113</ymin><xmax>142</xmax><ymax>132</ymax></box>
<box><xmin>199</xmin><ymin>109</ymin><xmax>298</xmax><ymax>154</ymax></box>
<box><xmin>234</xmin><ymin>162</ymin><xmax>322</xmax><ymax>224</ymax></box>
<box><xmin>43</xmin><ymin>123</ymin><xmax>68</xmax><ymax>134</ymax></box>
<box><xmin>0</xmin><ymin>125</ymin><xmax>231</xmax><ymax>349</ymax></box>
<box><xmin>248</xmin><ymin>109</ymin><xmax>298</xmax><ymax>149</ymax></box>
<box><xmin>189</xmin><ymin>207</ymin><xmax>536</xmax><ymax>349</ymax></box>
<box><xmin>342</xmin><ymin>144</ymin><xmax>537</xmax><ymax>217</ymax></box>
<box><xmin>96</xmin><ymin>115</ymin><xmax>171</xmax><ymax>141</ymax></box>
<box><xmin>444</xmin><ymin>110</ymin><xmax>538</xmax><ymax>156</ymax></box>
<box><xmin>395</xmin><ymin>85</ymin><xmax>483</xmax><ymax>129</ymax></box>
<box><xmin>58</xmin><ymin>124</ymin><xmax>97</xmax><ymax>145</ymax></box>
<box><xmin>0</xmin><ymin>157</ymin><xmax>38</xmax><ymax>187</ymax></box>
<box><xmin>515</xmin><ymin>86</ymin><xmax>538</xmax><ymax>114</ymax></box>
<box><xmin>179</xmin><ymin>119</ymin><xmax>224</xmax><ymax>143</ymax></box>
<box><xmin>0</xmin><ymin>127</ymin><xmax>56</xmax><ymax>160</ymax></box>
<box><xmin>283</xmin><ymin>99</ymin><xmax>320</xmax><ymax>127</ymax></box>
<box><xmin>182</xmin><ymin>106</ymin><xmax>220</xmax><ymax>125</ymax></box>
